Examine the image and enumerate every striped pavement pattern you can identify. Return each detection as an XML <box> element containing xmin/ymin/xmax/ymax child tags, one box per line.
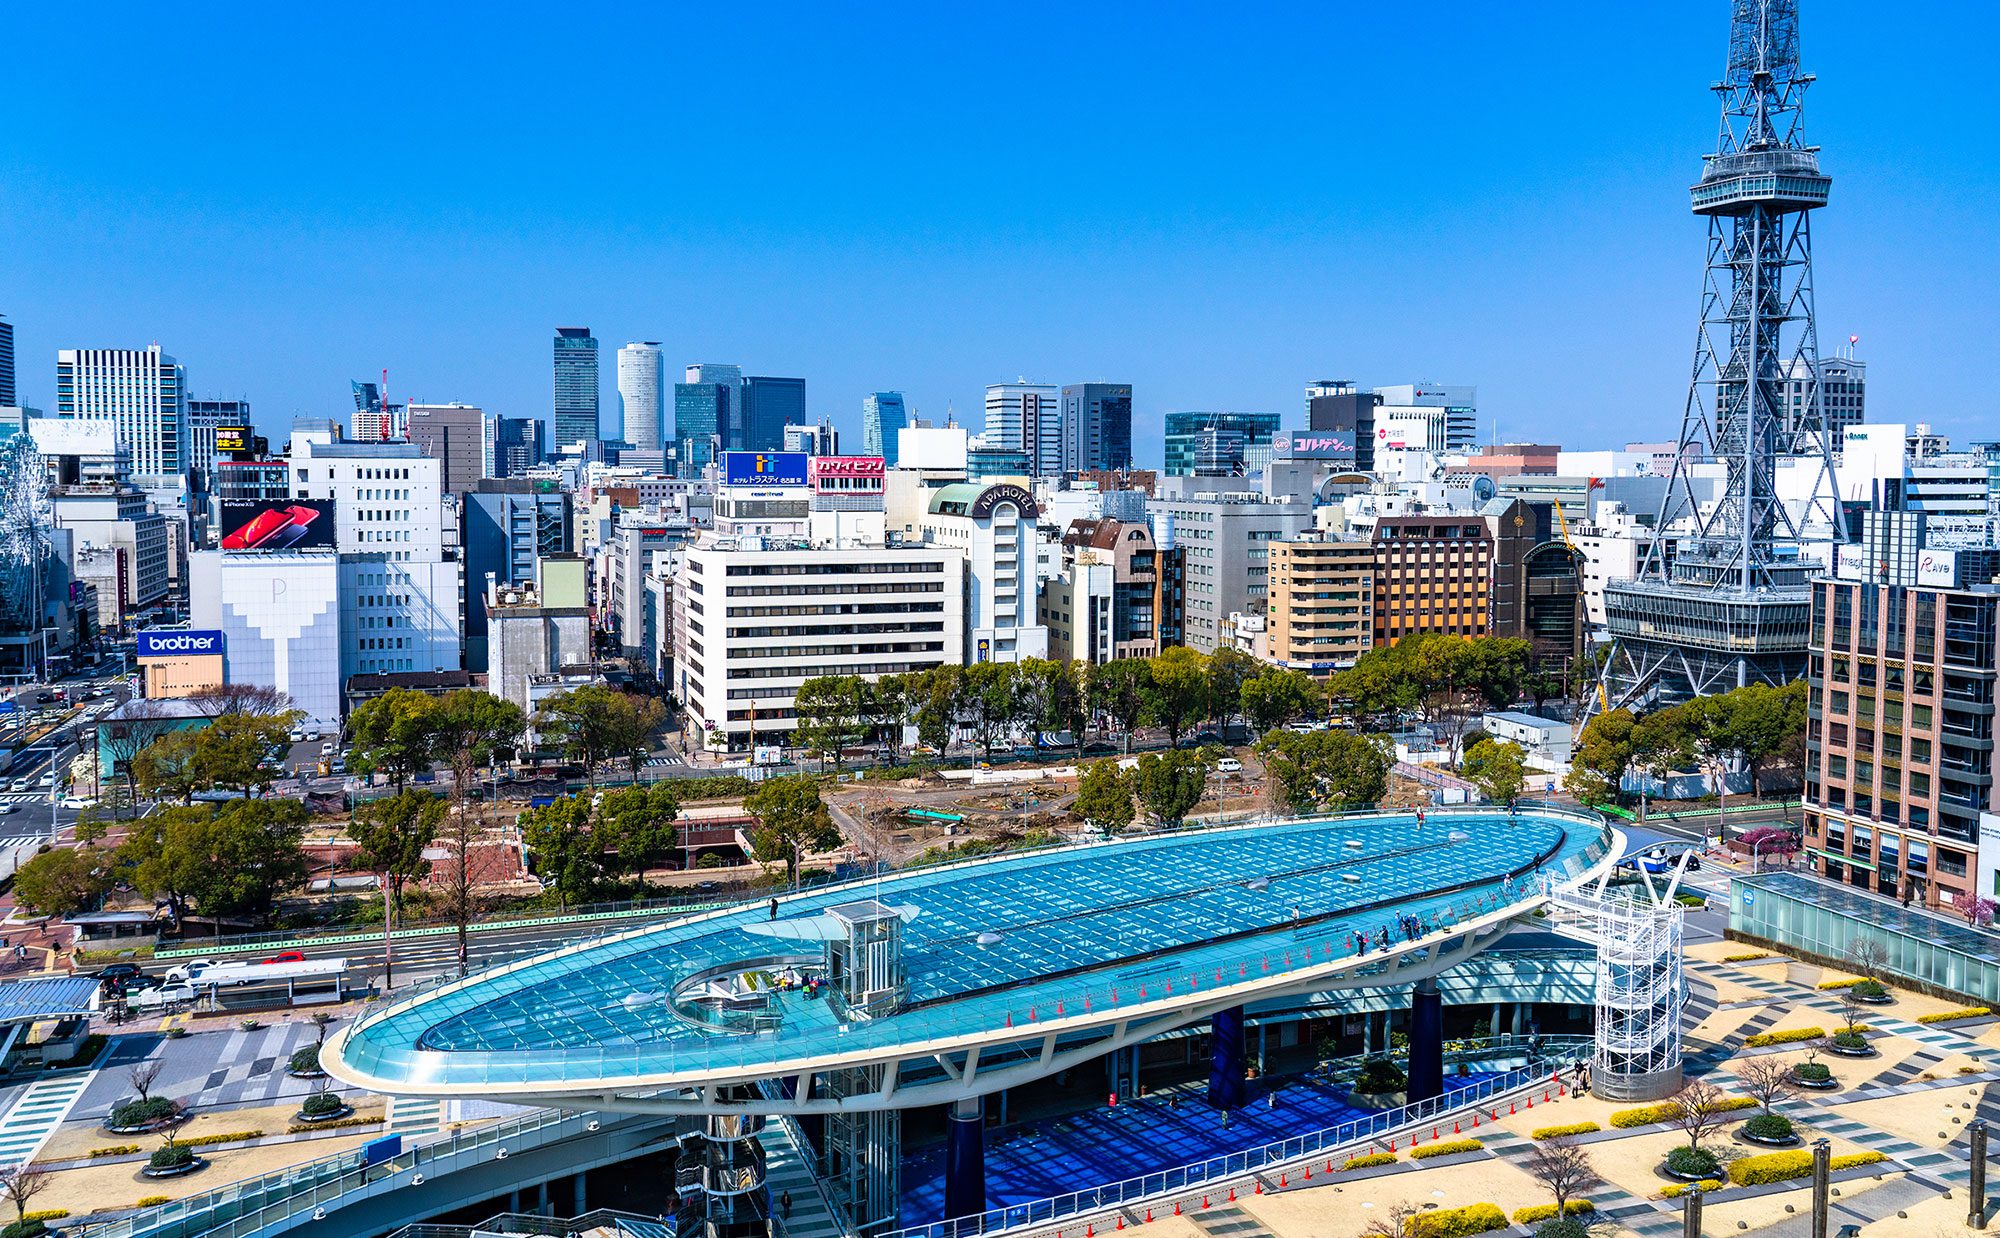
<box><xmin>0</xmin><ymin>1072</ymin><xmax>93</xmax><ymax>1165</ymax></box>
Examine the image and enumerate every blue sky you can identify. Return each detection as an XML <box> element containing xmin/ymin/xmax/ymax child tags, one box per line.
<box><xmin>3</xmin><ymin>2</ymin><xmax>1996</xmax><ymax>466</ymax></box>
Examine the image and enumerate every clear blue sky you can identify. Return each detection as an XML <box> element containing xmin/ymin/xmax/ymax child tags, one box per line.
<box><xmin>4</xmin><ymin>2</ymin><xmax>1996</xmax><ymax>466</ymax></box>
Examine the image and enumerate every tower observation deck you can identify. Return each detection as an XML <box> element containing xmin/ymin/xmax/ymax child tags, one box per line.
<box><xmin>1600</xmin><ymin>0</ymin><xmax>1845</xmax><ymax>710</ymax></box>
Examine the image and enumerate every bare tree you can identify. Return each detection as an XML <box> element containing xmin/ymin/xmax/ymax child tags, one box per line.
<box><xmin>435</xmin><ymin>803</ymin><xmax>483</xmax><ymax>978</ymax></box>
<box><xmin>1837</xmin><ymin>986</ymin><xmax>1867</xmax><ymax>1037</ymax></box>
<box><xmin>1847</xmin><ymin>937</ymin><xmax>1890</xmax><ymax>985</ymax></box>
<box><xmin>128</xmin><ymin>1060</ymin><xmax>163</xmax><ymax>1104</ymax></box>
<box><xmin>1524</xmin><ymin>1135</ymin><xmax>1603</xmax><ymax>1219</ymax></box>
<box><xmin>1734</xmin><ymin>1055</ymin><xmax>1798</xmax><ymax>1115</ymax></box>
<box><xmin>184</xmin><ymin>683</ymin><xmax>296</xmax><ymax>719</ymax></box>
<box><xmin>98</xmin><ymin>698</ymin><xmax>186</xmax><ymax>818</ymax></box>
<box><xmin>308</xmin><ymin>1011</ymin><xmax>336</xmax><ymax>1046</ymax></box>
<box><xmin>0</xmin><ymin>1163</ymin><xmax>52</xmax><ymax>1235</ymax></box>
<box><xmin>1361</xmin><ymin>1201</ymin><xmax>1421</xmax><ymax>1238</ymax></box>
<box><xmin>1668</xmin><ymin>1079</ymin><xmax>1733</xmax><ymax>1152</ymax></box>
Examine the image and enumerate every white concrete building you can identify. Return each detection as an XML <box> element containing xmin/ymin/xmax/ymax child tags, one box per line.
<box><xmin>617</xmin><ymin>342</ymin><xmax>665</xmax><ymax>451</ymax></box>
<box><xmin>190</xmin><ymin>550</ymin><xmax>344</xmax><ymax>727</ymax></box>
<box><xmin>675</xmin><ymin>540</ymin><xmax>967</xmax><ymax>754</ymax></box>
<box><xmin>919</xmin><ymin>482</ymin><xmax>1049</xmax><ymax>663</ymax></box>
<box><xmin>1567</xmin><ymin>500</ymin><xmax>1649</xmax><ymax>627</ymax></box>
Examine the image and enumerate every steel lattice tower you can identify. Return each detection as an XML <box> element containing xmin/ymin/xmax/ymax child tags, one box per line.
<box><xmin>1600</xmin><ymin>0</ymin><xmax>1845</xmax><ymax>711</ymax></box>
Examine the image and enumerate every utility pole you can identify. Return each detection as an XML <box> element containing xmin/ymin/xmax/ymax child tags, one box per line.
<box><xmin>1971</xmin><ymin>1121</ymin><xmax>1989</xmax><ymax>1231</ymax></box>
<box><xmin>1810</xmin><ymin>1138</ymin><xmax>1831</xmax><ymax>1238</ymax></box>
<box><xmin>1681</xmin><ymin>1184</ymin><xmax>1702</xmax><ymax>1238</ymax></box>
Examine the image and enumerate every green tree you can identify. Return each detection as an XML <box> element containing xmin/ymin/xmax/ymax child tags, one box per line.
<box><xmin>1462</xmin><ymin>739</ymin><xmax>1529</xmax><ymax>806</ymax></box>
<box><xmin>1240</xmin><ymin>668</ymin><xmax>1323</xmax><ymax>733</ymax></box>
<box><xmin>594</xmin><ymin>782</ymin><xmax>683</xmax><ymax>882</ymax></box>
<box><xmin>1073</xmin><ymin>758</ymin><xmax>1135</xmax><ymax>833</ymax></box>
<box><xmin>347</xmin><ymin>789</ymin><xmax>446</xmax><ymax>919</ymax></box>
<box><xmin>97</xmin><ymin>700</ymin><xmax>187</xmax><ymax>818</ymax></box>
<box><xmin>744</xmin><ymin>775</ymin><xmax>841</xmax><ymax>884</ymax></box>
<box><xmin>534</xmin><ymin>686</ymin><xmax>666</xmax><ymax>786</ymax></box>
<box><xmin>12</xmin><ymin>847</ymin><xmax>109</xmax><ymax>917</ymax></box>
<box><xmin>911</xmin><ymin>666</ymin><xmax>962</xmax><ymax>754</ymax></box>
<box><xmin>957</xmin><ymin>662</ymin><xmax>1017</xmax><ymax>753</ymax></box>
<box><xmin>1132</xmin><ymin>750</ymin><xmax>1207</xmax><ymax>829</ymax></box>
<box><xmin>429</xmin><ymin>689</ymin><xmax>526</xmax><ymax>798</ymax></box>
<box><xmin>1144</xmin><ymin>647</ymin><xmax>1210</xmax><ymax>748</ymax></box>
<box><xmin>185</xmin><ymin>798</ymin><xmax>311</xmax><ymax>922</ymax></box>
<box><xmin>347</xmin><ymin>688</ymin><xmax>442</xmax><ymax>790</ymax></box>
<box><xmin>792</xmin><ymin>675</ymin><xmax>868</xmax><ymax>771</ymax></box>
<box><xmin>1205</xmin><ymin>648</ymin><xmax>1260</xmax><ymax>729</ymax></box>
<box><xmin>116</xmin><ymin>804</ymin><xmax>212</xmax><ymax>925</ymax></box>
<box><xmin>519</xmin><ymin>793</ymin><xmax>600</xmax><ymax>911</ymax></box>
<box><xmin>868</xmin><ymin>673</ymin><xmax>920</xmax><ymax>762</ymax></box>
<box><xmin>1257</xmin><ymin>730</ymin><xmax>1390</xmax><ymax>814</ymax></box>
<box><xmin>1087</xmin><ymin>658</ymin><xmax>1153</xmax><ymax>753</ymax></box>
<box><xmin>1565</xmin><ymin>708</ymin><xmax>1638</xmax><ymax>806</ymax></box>
<box><xmin>131</xmin><ymin>729</ymin><xmax>203</xmax><ymax>804</ymax></box>
<box><xmin>1014</xmin><ymin>658</ymin><xmax>1085</xmax><ymax>752</ymax></box>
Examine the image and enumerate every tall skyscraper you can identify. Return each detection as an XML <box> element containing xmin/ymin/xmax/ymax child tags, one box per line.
<box><xmin>1601</xmin><ymin>0</ymin><xmax>1844</xmax><ymax>710</ymax></box>
<box><xmin>862</xmin><ymin>392</ymin><xmax>907</xmax><ymax>465</ymax></box>
<box><xmin>55</xmin><ymin>346</ymin><xmax>188</xmax><ymax>484</ymax></box>
<box><xmin>674</xmin><ymin>362</ymin><xmax>741</xmax><ymax>479</ymax></box>
<box><xmin>616</xmin><ymin>342</ymin><xmax>665</xmax><ymax>452</ymax></box>
<box><xmin>552</xmin><ymin>327</ymin><xmax>600</xmax><ymax>448</ymax></box>
<box><xmin>493</xmin><ymin>416</ymin><xmax>545</xmax><ymax>477</ymax></box>
<box><xmin>739</xmin><ymin>375</ymin><xmax>805</xmax><ymax>454</ymax></box>
<box><xmin>0</xmin><ymin>314</ymin><xmax>15</xmax><ymax>408</ymax></box>
<box><xmin>407</xmin><ymin>402</ymin><xmax>489</xmax><ymax>493</ymax></box>
<box><xmin>984</xmin><ymin>381</ymin><xmax>1062</xmax><ymax>477</ymax></box>
<box><xmin>1061</xmin><ymin>383</ymin><xmax>1133</xmax><ymax>473</ymax></box>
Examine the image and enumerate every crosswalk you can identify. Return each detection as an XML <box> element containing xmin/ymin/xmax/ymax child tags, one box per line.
<box><xmin>0</xmin><ymin>1071</ymin><xmax>94</xmax><ymax>1165</ymax></box>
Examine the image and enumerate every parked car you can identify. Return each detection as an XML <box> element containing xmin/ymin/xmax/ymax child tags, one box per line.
<box><xmin>319</xmin><ymin>742</ymin><xmax>336</xmax><ymax>756</ymax></box>
<box><xmin>1081</xmin><ymin>741</ymin><xmax>1119</xmax><ymax>756</ymax></box>
<box><xmin>127</xmin><ymin>983</ymin><xmax>198</xmax><ymax>1011</ymax></box>
<box><xmin>288</xmin><ymin>729</ymin><xmax>306</xmax><ymax>743</ymax></box>
<box><xmin>1216</xmin><ymin>757</ymin><xmax>1243</xmax><ymax>774</ymax></box>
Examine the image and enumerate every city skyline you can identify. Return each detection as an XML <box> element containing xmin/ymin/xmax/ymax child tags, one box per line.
<box><xmin>3</xmin><ymin>4</ymin><xmax>1997</xmax><ymax>466</ymax></box>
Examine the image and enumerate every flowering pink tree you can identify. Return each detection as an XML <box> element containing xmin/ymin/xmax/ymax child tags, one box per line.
<box><xmin>1962</xmin><ymin>895</ymin><xmax>1997</xmax><ymax>928</ymax></box>
<box><xmin>1738</xmin><ymin>825</ymin><xmax>1800</xmax><ymax>870</ymax></box>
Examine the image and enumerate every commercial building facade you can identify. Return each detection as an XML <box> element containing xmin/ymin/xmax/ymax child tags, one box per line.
<box><xmin>1162</xmin><ymin>411</ymin><xmax>1282</xmax><ymax>477</ymax></box>
<box><xmin>1265</xmin><ymin>535</ymin><xmax>1375</xmax><ymax>674</ymax></box>
<box><xmin>406</xmin><ymin>402</ymin><xmax>488</xmax><ymax>494</ymax></box>
<box><xmin>1041</xmin><ymin>517</ymin><xmax>1163</xmax><ymax>664</ymax></box>
<box><xmin>984</xmin><ymin>382</ymin><xmax>1061</xmax><ymax>478</ymax></box>
<box><xmin>1370</xmin><ymin>514</ymin><xmax>1493</xmax><ymax>646</ymax></box>
<box><xmin>1061</xmin><ymin>383</ymin><xmax>1133</xmax><ymax>474</ymax></box>
<box><xmin>863</xmin><ymin>392</ymin><xmax>907</xmax><ymax>466</ymax></box>
<box><xmin>1149</xmin><ymin>484</ymin><xmax>1312</xmax><ymax>653</ymax></box>
<box><xmin>552</xmin><ymin>327</ymin><xmax>600</xmax><ymax>449</ymax></box>
<box><xmin>55</xmin><ymin>345</ymin><xmax>188</xmax><ymax>490</ymax></box>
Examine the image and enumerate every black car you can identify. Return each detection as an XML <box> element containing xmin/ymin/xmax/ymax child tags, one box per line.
<box><xmin>34</xmin><ymin>691</ymin><xmax>53</xmax><ymax>704</ymax></box>
<box><xmin>93</xmin><ymin>962</ymin><xmax>145</xmax><ymax>983</ymax></box>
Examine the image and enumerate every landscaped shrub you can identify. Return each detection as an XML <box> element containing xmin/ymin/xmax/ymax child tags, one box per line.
<box><xmin>1339</xmin><ymin>1152</ymin><xmax>1398</xmax><ymax>1170</ymax></box>
<box><xmin>1816</xmin><ymin>977</ymin><xmax>1862</xmax><ymax>990</ymax></box>
<box><xmin>1791</xmin><ymin>1062</ymin><xmax>1832</xmax><ymax>1083</ymax></box>
<box><xmin>1722</xmin><ymin>952</ymin><xmax>1772</xmax><ymax>963</ymax></box>
<box><xmin>1612</xmin><ymin>1097</ymin><xmax>1756</xmax><ymax>1128</ymax></box>
<box><xmin>2</xmin><ymin>1222</ymin><xmax>48</xmax><ymax>1238</ymax></box>
<box><xmin>1918</xmin><ymin>1007</ymin><xmax>1993</xmax><ymax>1025</ymax></box>
<box><xmin>1850</xmin><ymin>979</ymin><xmax>1889</xmax><ymax>1000</ymax></box>
<box><xmin>1410</xmin><ymin>1138</ymin><xmax>1483</xmax><ymax>1160</ymax></box>
<box><xmin>20</xmin><ymin>1214</ymin><xmax>67</xmax><ymax>1224</ymax></box>
<box><xmin>1660</xmin><ymin>1180</ymin><xmax>1723</xmax><ymax>1199</ymax></box>
<box><xmin>1728</xmin><ymin>1149</ymin><xmax>1886</xmax><ymax>1186</ymax></box>
<box><xmin>148</xmin><ymin>1143</ymin><xmax>197</xmax><ymax>1170</ymax></box>
<box><xmin>1531</xmin><ymin>1121</ymin><xmax>1602</xmax><ymax>1140</ymax></box>
<box><xmin>1513</xmin><ymin>1202</ymin><xmax>1595</xmax><ymax>1224</ymax></box>
<box><xmin>1743</xmin><ymin>1113</ymin><xmax>1795</xmax><ymax>1141</ymax></box>
<box><xmin>109</xmin><ymin>1097</ymin><xmax>182</xmax><ymax>1129</ymax></box>
<box><xmin>300</xmin><ymin>1093</ymin><xmax>345</xmax><ymax>1117</ymax></box>
<box><xmin>1666</xmin><ymin>1145</ymin><xmax>1723</xmax><ymax>1179</ymax></box>
<box><xmin>1743</xmin><ymin>1027</ymin><xmax>1825</xmax><ymax>1048</ymax></box>
<box><xmin>1831</xmin><ymin>1030</ymin><xmax>1871</xmax><ymax>1049</ymax></box>
<box><xmin>1530</xmin><ymin>1220</ymin><xmax>1588</xmax><ymax>1238</ymax></box>
<box><xmin>136</xmin><ymin>1196</ymin><xmax>172</xmax><ymax>1207</ymax></box>
<box><xmin>1354</xmin><ymin>1057</ymin><xmax>1408</xmax><ymax>1092</ymax></box>
<box><xmin>1404</xmin><ymin>1202</ymin><xmax>1509</xmax><ymax>1238</ymax></box>
<box><xmin>288</xmin><ymin>1115</ymin><xmax>383</xmax><ymax>1134</ymax></box>
<box><xmin>89</xmin><ymin>1144</ymin><xmax>143</xmax><ymax>1158</ymax></box>
<box><xmin>288</xmin><ymin>1045</ymin><xmax>322</xmax><ymax>1074</ymax></box>
<box><xmin>174</xmin><ymin>1130</ymin><xmax>264</xmax><ymax>1149</ymax></box>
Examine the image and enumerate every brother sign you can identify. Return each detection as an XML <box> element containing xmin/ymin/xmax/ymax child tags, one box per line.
<box><xmin>136</xmin><ymin>630</ymin><xmax>226</xmax><ymax>659</ymax></box>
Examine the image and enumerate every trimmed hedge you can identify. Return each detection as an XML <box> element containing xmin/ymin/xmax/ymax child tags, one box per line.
<box><xmin>21</xmin><ymin>1214</ymin><xmax>67</xmax><ymax>1224</ymax></box>
<box><xmin>1791</xmin><ymin>1062</ymin><xmax>1833</xmax><ymax>1083</ymax></box>
<box><xmin>109</xmin><ymin>1096</ymin><xmax>182</xmax><ymax>1129</ymax></box>
<box><xmin>1743</xmin><ymin>1027</ymin><xmax>1825</xmax><ymax>1048</ymax></box>
<box><xmin>1513</xmin><ymin>1202</ymin><xmax>1595</xmax><ymax>1224</ymax></box>
<box><xmin>1667</xmin><ymin>1145</ymin><xmax>1723</xmax><ymax>1179</ymax></box>
<box><xmin>1339</xmin><ymin>1152</ymin><xmax>1398</xmax><ymax>1170</ymax></box>
<box><xmin>1729</xmin><ymin>1149</ymin><xmax>1886</xmax><ymax>1186</ymax></box>
<box><xmin>89</xmin><ymin>1143</ymin><xmax>143</xmax><ymax>1158</ymax></box>
<box><xmin>300</xmin><ymin>1093</ymin><xmax>345</xmax><ymax>1117</ymax></box>
<box><xmin>1816</xmin><ymin>977</ymin><xmax>1863</xmax><ymax>990</ymax></box>
<box><xmin>1918</xmin><ymin>1006</ymin><xmax>1993</xmax><ymax>1024</ymax></box>
<box><xmin>1531</xmin><ymin>1121</ymin><xmax>1602</xmax><ymax>1140</ymax></box>
<box><xmin>288</xmin><ymin>1116</ymin><xmax>383</xmax><ymax>1135</ymax></box>
<box><xmin>148</xmin><ymin>1144</ymin><xmax>197</xmax><ymax>1170</ymax></box>
<box><xmin>1410</xmin><ymin>1139</ymin><xmax>1484</xmax><ymax>1160</ymax></box>
<box><xmin>1405</xmin><ymin>1203</ymin><xmax>1508</xmax><ymax>1238</ymax></box>
<box><xmin>288</xmin><ymin>1045</ymin><xmax>322</xmax><ymax>1074</ymax></box>
<box><xmin>1660</xmin><ymin>1180</ymin><xmax>1723</xmax><ymax>1199</ymax></box>
<box><xmin>169</xmin><ymin>1130</ymin><xmax>264</xmax><ymax>1149</ymax></box>
<box><xmin>2</xmin><ymin>1222</ymin><xmax>47</xmax><ymax>1238</ymax></box>
<box><xmin>1722</xmin><ymin>952</ymin><xmax>1772</xmax><ymax>963</ymax></box>
<box><xmin>136</xmin><ymin>1197</ymin><xmax>172</xmax><ymax>1208</ymax></box>
<box><xmin>1611</xmin><ymin>1097</ymin><xmax>1756</xmax><ymax>1128</ymax></box>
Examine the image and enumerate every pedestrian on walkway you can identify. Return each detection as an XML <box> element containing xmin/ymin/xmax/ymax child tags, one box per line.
<box><xmin>769</xmin><ymin>898</ymin><xmax>779</xmax><ymax>921</ymax></box>
<box><xmin>780</xmin><ymin>1191</ymin><xmax>792</xmax><ymax>1220</ymax></box>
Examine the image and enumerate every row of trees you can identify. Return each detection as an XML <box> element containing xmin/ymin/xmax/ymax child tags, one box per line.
<box><xmin>1070</xmin><ymin>731</ymin><xmax>1397</xmax><ymax>835</ymax></box>
<box><xmin>788</xmin><ymin>647</ymin><xmax>1339</xmax><ymax>767</ymax></box>
<box><xmin>1566</xmin><ymin>680</ymin><xmax>1807</xmax><ymax>805</ymax></box>
<box><xmin>346</xmin><ymin>683</ymin><xmax>667</xmax><ymax>792</ymax></box>
<box><xmin>1326</xmin><ymin>633</ymin><xmax>1535</xmax><ymax>769</ymax></box>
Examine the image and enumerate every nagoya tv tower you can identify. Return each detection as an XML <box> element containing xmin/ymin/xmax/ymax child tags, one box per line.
<box><xmin>1600</xmin><ymin>0</ymin><xmax>1845</xmax><ymax>711</ymax></box>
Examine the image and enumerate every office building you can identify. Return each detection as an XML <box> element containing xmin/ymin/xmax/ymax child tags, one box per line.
<box><xmin>1040</xmin><ymin>518</ymin><xmax>1163</xmax><ymax>664</ymax></box>
<box><xmin>350</xmin><ymin>380</ymin><xmax>406</xmax><ymax>441</ymax></box>
<box><xmin>486</xmin><ymin>557</ymin><xmax>592</xmax><ymax>713</ymax></box>
<box><xmin>34</xmin><ymin>419</ymin><xmax>170</xmax><ymax>624</ymax></box>
<box><xmin>674</xmin><ymin>541</ymin><xmax>966</xmax><ymax>753</ymax></box>
<box><xmin>493</xmin><ymin>416</ymin><xmax>544</xmax><ymax>478</ymax></box>
<box><xmin>463</xmin><ymin>480</ymin><xmax>574</xmax><ymax>672</ymax></box>
<box><xmin>739</xmin><ymin>376</ymin><xmax>805</xmax><ymax>454</ymax></box>
<box><xmin>617</xmin><ymin>342</ymin><xmax>665</xmax><ymax>452</ymax></box>
<box><xmin>1305</xmin><ymin>381</ymin><xmax>1379</xmax><ymax>473</ymax></box>
<box><xmin>1264</xmin><ymin>534</ymin><xmax>1375</xmax><ymax>675</ymax></box>
<box><xmin>190</xmin><ymin>550</ymin><xmax>342</xmax><ymax>727</ymax></box>
<box><xmin>1484</xmin><ymin>498</ymin><xmax>1585</xmax><ymax>668</ymax></box>
<box><xmin>55</xmin><ymin>346</ymin><xmax>189</xmax><ymax>490</ymax></box>
<box><xmin>289</xmin><ymin>439</ymin><xmax>464</xmax><ymax>679</ymax></box>
<box><xmin>0</xmin><ymin>314</ymin><xmax>14</xmax><ymax>408</ymax></box>
<box><xmin>984</xmin><ymin>382</ymin><xmax>1062</xmax><ymax>478</ymax></box>
<box><xmin>406</xmin><ymin>402</ymin><xmax>489</xmax><ymax>494</ymax></box>
<box><xmin>552</xmin><ymin>327</ymin><xmax>600</xmax><ymax>449</ymax></box>
<box><xmin>1372</xmin><ymin>385</ymin><xmax>1478</xmax><ymax>455</ymax></box>
<box><xmin>784</xmin><ymin>420</ymin><xmax>839</xmax><ymax>455</ymax></box>
<box><xmin>674</xmin><ymin>364</ymin><xmax>741</xmax><ymax>479</ymax></box>
<box><xmin>1763</xmin><ymin>355</ymin><xmax>1865</xmax><ymax>454</ymax></box>
<box><xmin>863</xmin><ymin>392</ymin><xmax>908</xmax><ymax>466</ymax></box>
<box><xmin>1162</xmin><ymin>412</ymin><xmax>1283</xmax><ymax>477</ymax></box>
<box><xmin>1148</xmin><ymin>480</ymin><xmax>1313</xmax><ymax>653</ymax></box>
<box><xmin>1061</xmin><ymin>383</ymin><xmax>1133</xmax><ymax>474</ymax></box>
<box><xmin>1370</xmin><ymin>514</ymin><xmax>1493</xmax><ymax>647</ymax></box>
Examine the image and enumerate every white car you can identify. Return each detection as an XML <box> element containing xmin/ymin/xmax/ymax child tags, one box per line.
<box><xmin>59</xmin><ymin>796</ymin><xmax>92</xmax><ymax>810</ymax></box>
<box><xmin>8</xmin><ymin>777</ymin><xmax>31</xmax><ymax>792</ymax></box>
<box><xmin>36</xmin><ymin>773</ymin><xmax>54</xmax><ymax>788</ymax></box>
<box><xmin>0</xmin><ymin>803</ymin><xmax>16</xmax><ymax>816</ymax></box>
<box><xmin>320</xmin><ymin>742</ymin><xmax>336</xmax><ymax>756</ymax></box>
<box><xmin>1216</xmin><ymin>757</ymin><xmax>1243</xmax><ymax>774</ymax></box>
<box><xmin>127</xmin><ymin>983</ymin><xmax>197</xmax><ymax>1011</ymax></box>
<box><xmin>288</xmin><ymin>729</ymin><xmax>306</xmax><ymax>743</ymax></box>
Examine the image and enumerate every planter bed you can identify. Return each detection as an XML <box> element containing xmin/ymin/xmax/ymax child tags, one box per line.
<box><xmin>140</xmin><ymin>1156</ymin><xmax>208</xmax><ymax>1180</ymax></box>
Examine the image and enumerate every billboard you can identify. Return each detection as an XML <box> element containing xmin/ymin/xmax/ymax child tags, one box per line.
<box><xmin>220</xmin><ymin>500</ymin><xmax>337</xmax><ymax>552</ymax></box>
<box><xmin>722</xmin><ymin>451</ymin><xmax>810</xmax><ymax>487</ymax></box>
<box><xmin>137</xmin><ymin>630</ymin><xmax>225</xmax><ymax>658</ymax></box>
<box><xmin>215</xmin><ymin>425</ymin><xmax>252</xmax><ymax>454</ymax></box>
<box><xmin>1918</xmin><ymin>549</ymin><xmax>1958</xmax><ymax>588</ymax></box>
<box><xmin>808</xmin><ymin>455</ymin><xmax>886</xmax><ymax>480</ymax></box>
<box><xmin>1273</xmin><ymin>430</ymin><xmax>1356</xmax><ymax>461</ymax></box>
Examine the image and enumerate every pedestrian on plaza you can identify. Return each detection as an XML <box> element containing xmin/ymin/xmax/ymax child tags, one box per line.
<box><xmin>780</xmin><ymin>1191</ymin><xmax>792</xmax><ymax>1220</ymax></box>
